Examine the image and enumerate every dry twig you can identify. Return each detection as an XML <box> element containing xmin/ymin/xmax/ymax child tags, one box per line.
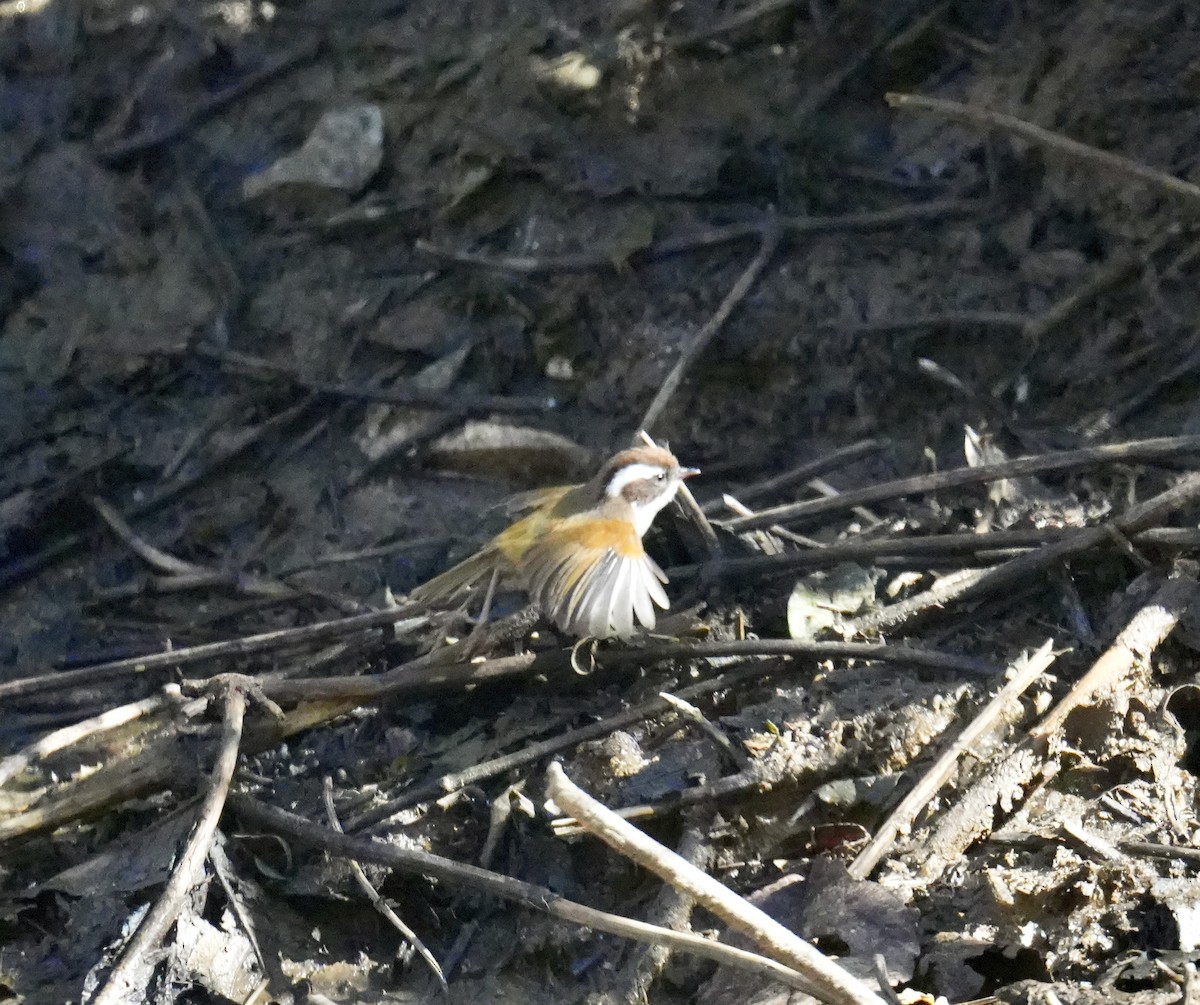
<box><xmin>0</xmin><ymin>398</ymin><xmax>316</xmax><ymax>593</ymax></box>
<box><xmin>229</xmin><ymin>794</ymin><xmax>821</xmax><ymax>993</ymax></box>
<box><xmin>848</xmin><ymin>640</ymin><xmax>1056</xmax><ymax>879</ymax></box>
<box><xmin>674</xmin><ymin>526</ymin><xmax>1200</xmax><ymax>581</ymax></box>
<box><xmin>545</xmin><ymin>762</ymin><xmax>886</xmax><ymax>1005</ymax></box>
<box><xmin>886</xmin><ymin>92</ymin><xmax>1200</xmax><ymax>206</ymax></box>
<box><xmin>320</xmin><ymin>777</ymin><xmax>446</xmax><ymax>989</ymax></box>
<box><xmin>199</xmin><ymin>346</ymin><xmax>556</xmax><ymax>415</ymax></box>
<box><xmin>92</xmin><ymin>680</ymin><xmax>248</xmax><ymax>1005</ymax></box>
<box><xmin>95</xmin><ymin>41</ymin><xmax>321</xmax><ymax>162</ymax></box>
<box><xmin>701</xmin><ymin>438</ymin><xmax>889</xmax><ymax>514</ymax></box>
<box><xmin>599</xmin><ymin>637</ymin><xmax>998</xmax><ymax>676</ymax></box>
<box><xmin>0</xmin><ymin>607</ymin><xmax>426</xmax><ymax>702</ymax></box>
<box><xmin>639</xmin><ymin>222</ymin><xmax>781</xmax><ymax>433</ymax></box>
<box><xmin>847</xmin><ymin>472</ymin><xmax>1200</xmax><ymax>634</ymax></box>
<box><xmin>347</xmin><ymin>662</ymin><xmax>767</xmax><ymax>831</ymax></box>
<box><xmin>416</xmin><ymin>198</ymin><xmax>983</xmax><ymax>274</ymax></box>
<box><xmin>89</xmin><ymin>495</ymin><xmax>331</xmax><ymax>608</ymax></box>
<box><xmin>724</xmin><ymin>433</ymin><xmax>1200</xmax><ymax>532</ymax></box>
<box><xmin>912</xmin><ymin>571</ymin><xmax>1198</xmax><ymax>882</ymax></box>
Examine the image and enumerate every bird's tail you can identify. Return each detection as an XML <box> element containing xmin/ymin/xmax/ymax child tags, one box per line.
<box><xmin>409</xmin><ymin>546</ymin><xmax>503</xmax><ymax>605</ymax></box>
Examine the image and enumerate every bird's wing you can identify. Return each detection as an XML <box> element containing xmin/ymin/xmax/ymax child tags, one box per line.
<box><xmin>408</xmin><ymin>544</ymin><xmax>503</xmax><ymax>603</ymax></box>
<box><xmin>411</xmin><ymin>487</ymin><xmax>577</xmax><ymax>605</ymax></box>
<box><xmin>519</xmin><ymin>518</ymin><xmax>669</xmax><ymax>638</ymax></box>
<box><xmin>498</xmin><ymin>484</ymin><xmax>575</xmax><ymax>518</ymax></box>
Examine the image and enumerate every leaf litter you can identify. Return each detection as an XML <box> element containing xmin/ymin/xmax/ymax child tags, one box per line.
<box><xmin>3</xmin><ymin>1</ymin><xmax>1200</xmax><ymax>1003</ymax></box>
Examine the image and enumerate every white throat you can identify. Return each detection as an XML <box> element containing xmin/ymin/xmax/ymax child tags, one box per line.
<box><xmin>605</xmin><ymin>462</ymin><xmax>678</xmax><ymax>538</ymax></box>
<box><xmin>629</xmin><ymin>489</ymin><xmax>676</xmax><ymax>537</ymax></box>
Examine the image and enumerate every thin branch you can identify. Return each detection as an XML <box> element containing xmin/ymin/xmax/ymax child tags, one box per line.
<box><xmin>701</xmin><ymin>438</ymin><xmax>889</xmax><ymax>514</ymax></box>
<box><xmin>847</xmin><ymin>472</ymin><xmax>1200</xmax><ymax>635</ymax></box>
<box><xmin>415</xmin><ymin>198</ymin><xmax>984</xmax><ymax>275</ymax></box>
<box><xmin>599</xmin><ymin>638</ymin><xmax>999</xmax><ymax>676</ymax></box>
<box><xmin>94</xmin><ymin>40</ymin><xmax>321</xmax><ymax>162</ymax></box>
<box><xmin>1031</xmin><ymin>575</ymin><xmax>1198</xmax><ymax>742</ymax></box>
<box><xmin>665</xmin><ymin>0</ymin><xmax>800</xmax><ymax>48</ymax></box>
<box><xmin>660</xmin><ymin>691</ymin><xmax>752</xmax><ymax>771</ymax></box>
<box><xmin>208</xmin><ymin>832</ymin><xmax>268</xmax><ymax>974</ymax></box>
<box><xmin>671</xmin><ymin>526</ymin><xmax>1200</xmax><ymax>581</ymax></box>
<box><xmin>90</xmin><ymin>494</ymin><xmax>321</xmax><ymax>605</ymax></box>
<box><xmin>347</xmin><ymin>662</ymin><xmax>768</xmax><ymax>831</ymax></box>
<box><xmin>545</xmin><ymin>763</ymin><xmax>886</xmax><ymax>1005</ymax></box>
<box><xmin>640</xmin><ymin>225</ymin><xmax>781</xmax><ymax>432</ymax></box>
<box><xmin>92</xmin><ymin>681</ymin><xmax>247</xmax><ymax>1005</ymax></box>
<box><xmin>848</xmin><ymin>640</ymin><xmax>1056</xmax><ymax>879</ymax></box>
<box><xmin>913</xmin><ymin>572</ymin><xmax>1198</xmax><ymax>882</ymax></box>
<box><xmin>886</xmin><ymin>91</ymin><xmax>1200</xmax><ymax>205</ymax></box>
<box><xmin>198</xmin><ymin>345</ymin><xmax>557</xmax><ymax>415</ymax></box>
<box><xmin>228</xmin><ymin>794</ymin><xmax>821</xmax><ymax>994</ymax></box>
<box><xmin>841</xmin><ymin>568</ymin><xmax>993</xmax><ymax>636</ymax></box>
<box><xmin>0</xmin><ymin>398</ymin><xmax>316</xmax><ymax>593</ymax></box>
<box><xmin>0</xmin><ymin>607</ymin><xmax>426</xmax><ymax>701</ymax></box>
<box><xmin>819</xmin><ymin>310</ymin><xmax>1031</xmax><ymax>336</ymax></box>
<box><xmin>275</xmin><ymin>535</ymin><xmax>449</xmax><ymax>576</ymax></box>
<box><xmin>723</xmin><ymin>433</ymin><xmax>1200</xmax><ymax>531</ymax></box>
<box><xmin>718</xmin><ymin>493</ymin><xmax>822</xmax><ymax>549</ymax></box>
<box><xmin>320</xmin><ymin>777</ymin><xmax>446</xmax><ymax>989</ymax></box>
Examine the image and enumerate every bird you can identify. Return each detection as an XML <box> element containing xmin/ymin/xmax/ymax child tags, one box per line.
<box><xmin>410</xmin><ymin>444</ymin><xmax>699</xmax><ymax>638</ymax></box>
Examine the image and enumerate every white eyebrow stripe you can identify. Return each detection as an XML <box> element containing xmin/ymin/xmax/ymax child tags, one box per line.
<box><xmin>605</xmin><ymin>462</ymin><xmax>666</xmax><ymax>498</ymax></box>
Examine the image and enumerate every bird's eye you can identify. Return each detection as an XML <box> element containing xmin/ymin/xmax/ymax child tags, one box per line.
<box><xmin>656</xmin><ymin>472</ymin><xmax>666</xmax><ymax>482</ymax></box>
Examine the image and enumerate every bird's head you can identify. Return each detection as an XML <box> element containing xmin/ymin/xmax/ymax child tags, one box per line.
<box><xmin>595</xmin><ymin>445</ymin><xmax>699</xmax><ymax>536</ymax></box>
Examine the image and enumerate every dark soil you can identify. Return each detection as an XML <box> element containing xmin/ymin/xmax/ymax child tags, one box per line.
<box><xmin>4</xmin><ymin>1</ymin><xmax>1200</xmax><ymax>1003</ymax></box>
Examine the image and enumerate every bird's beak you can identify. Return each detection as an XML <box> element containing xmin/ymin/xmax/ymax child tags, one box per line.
<box><xmin>680</xmin><ymin>467</ymin><xmax>701</xmax><ymax>479</ymax></box>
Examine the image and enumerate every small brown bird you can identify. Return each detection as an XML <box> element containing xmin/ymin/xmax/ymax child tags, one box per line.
<box><xmin>411</xmin><ymin>445</ymin><xmax>699</xmax><ymax>638</ymax></box>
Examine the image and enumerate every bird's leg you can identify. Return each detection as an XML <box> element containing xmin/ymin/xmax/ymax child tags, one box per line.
<box><xmin>461</xmin><ymin>567</ymin><xmax>501</xmax><ymax>658</ymax></box>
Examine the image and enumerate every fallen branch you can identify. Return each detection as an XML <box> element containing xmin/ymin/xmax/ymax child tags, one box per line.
<box><xmin>545</xmin><ymin>763</ymin><xmax>886</xmax><ymax>1005</ymax></box>
<box><xmin>701</xmin><ymin>438</ymin><xmax>889</xmax><ymax>514</ymax></box>
<box><xmin>346</xmin><ymin>662</ymin><xmax>769</xmax><ymax>831</ymax></box>
<box><xmin>848</xmin><ymin>640</ymin><xmax>1056</xmax><ymax>879</ymax></box>
<box><xmin>0</xmin><ymin>636</ymin><xmax>992</xmax><ymax>841</ymax></box>
<box><xmin>199</xmin><ymin>345</ymin><xmax>557</xmax><ymax>415</ymax></box>
<box><xmin>599</xmin><ymin>638</ymin><xmax>999</xmax><ymax>676</ymax></box>
<box><xmin>886</xmin><ymin>91</ymin><xmax>1200</xmax><ymax>206</ymax></box>
<box><xmin>320</xmin><ymin>777</ymin><xmax>445</xmax><ymax>989</ymax></box>
<box><xmin>723</xmin><ymin>433</ymin><xmax>1200</xmax><ymax>532</ymax></box>
<box><xmin>0</xmin><ymin>692</ymin><xmax>177</xmax><ymax>788</ymax></box>
<box><xmin>672</xmin><ymin>527</ymin><xmax>1086</xmax><ymax>580</ymax></box>
<box><xmin>682</xmin><ymin>526</ymin><xmax>1200</xmax><ymax>580</ymax></box>
<box><xmin>89</xmin><ymin>494</ymin><xmax>339</xmax><ymax>608</ymax></box>
<box><xmin>639</xmin><ymin>223</ymin><xmax>781</xmax><ymax>432</ymax></box>
<box><xmin>911</xmin><ymin>570</ymin><xmax>1198</xmax><ymax>882</ymax></box>
<box><xmin>0</xmin><ymin>398</ymin><xmax>316</xmax><ymax>594</ymax></box>
<box><xmin>416</xmin><ymin>198</ymin><xmax>984</xmax><ymax>274</ymax></box>
<box><xmin>0</xmin><ymin>607</ymin><xmax>426</xmax><ymax>701</ymax></box>
<box><xmin>228</xmin><ymin>794</ymin><xmax>821</xmax><ymax>994</ymax></box>
<box><xmin>847</xmin><ymin>471</ymin><xmax>1200</xmax><ymax>634</ymax></box>
<box><xmin>95</xmin><ymin>41</ymin><xmax>321</xmax><ymax>162</ymax></box>
<box><xmin>92</xmin><ymin>680</ymin><xmax>247</xmax><ymax>1005</ymax></box>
